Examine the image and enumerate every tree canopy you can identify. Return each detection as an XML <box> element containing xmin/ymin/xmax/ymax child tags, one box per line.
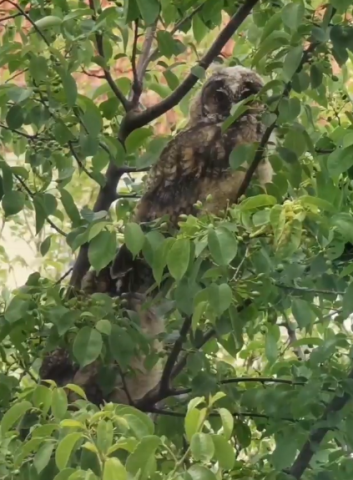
<box><xmin>1</xmin><ymin>0</ymin><xmax>353</xmax><ymax>479</ymax></box>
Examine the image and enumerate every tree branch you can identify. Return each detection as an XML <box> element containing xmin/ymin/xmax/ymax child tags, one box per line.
<box><xmin>148</xmin><ymin>407</ymin><xmax>295</xmax><ymax>422</ymax></box>
<box><xmin>6</xmin><ymin>0</ymin><xmax>50</xmax><ymax>46</ymax></box>
<box><xmin>70</xmin><ymin>0</ymin><xmax>259</xmax><ymax>289</ymax></box>
<box><xmin>131</xmin><ymin>20</ymin><xmax>142</xmax><ymax>104</ymax></box>
<box><xmin>159</xmin><ymin>316</ymin><xmax>192</xmax><ymax>395</ymax></box>
<box><xmin>88</xmin><ymin>0</ymin><xmax>130</xmax><ymax>111</ymax></box>
<box><xmin>125</xmin><ymin>0</ymin><xmax>260</xmax><ymax>131</ymax></box>
<box><xmin>288</xmin><ymin>368</ymin><xmax>353</xmax><ymax>479</ymax></box>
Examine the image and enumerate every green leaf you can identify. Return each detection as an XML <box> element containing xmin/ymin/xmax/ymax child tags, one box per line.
<box><xmin>97</xmin><ymin>420</ymin><xmax>114</xmax><ymax>454</ymax></box>
<box><xmin>55</xmin><ymin>432</ymin><xmax>82</xmax><ymax>470</ymax></box>
<box><xmin>59</xmin><ymin>70</ymin><xmax>77</xmax><ymax>107</ymax></box>
<box><xmin>229</xmin><ymin>143</ymin><xmax>256</xmax><ymax>171</ymax></box>
<box><xmin>292</xmin><ymin>299</ymin><xmax>316</xmax><ymax>329</ymax></box>
<box><xmin>52</xmin><ymin>388</ymin><xmax>68</xmax><ymax>420</ymax></box>
<box><xmin>167</xmin><ymin>237</ymin><xmax>191</xmax><ymax>280</ymax></box>
<box><xmin>207</xmin><ymin>228</ymin><xmax>237</xmax><ymax>266</ymax></box>
<box><xmin>271</xmin><ymin>436</ymin><xmax>298</xmax><ymax>470</ymax></box>
<box><xmin>327</xmin><ymin>146</ymin><xmax>353</xmax><ymax>176</ymax></box>
<box><xmin>331</xmin><ymin>213</ymin><xmax>353</xmax><ymax>243</ymax></box>
<box><xmin>60</xmin><ymin>189</ymin><xmax>81</xmax><ymax>225</ymax></box>
<box><xmin>211</xmin><ymin>434</ymin><xmax>235</xmax><ymax>470</ymax></box>
<box><xmin>265</xmin><ymin>326</ymin><xmax>278</xmax><ymax>364</ymax></box>
<box><xmin>125</xmin><ymin>127</ymin><xmax>153</xmax><ymax>153</ymax></box>
<box><xmin>4</xmin><ymin>296</ymin><xmax>30</xmax><ymax>323</ymax></box>
<box><xmin>208</xmin><ymin>283</ymin><xmax>232</xmax><ymax>316</ymax></box>
<box><xmin>193</xmin><ymin>15</ymin><xmax>208</xmax><ymax>43</ymax></box>
<box><xmin>192</xmin><ymin>301</ymin><xmax>208</xmax><ymax>331</ymax></box>
<box><xmin>81</xmin><ymin>101</ymin><xmax>103</xmax><ymax>138</ymax></box>
<box><xmin>191</xmin><ymin>433</ymin><xmax>215</xmax><ymax>462</ymax></box>
<box><xmin>343</xmin><ymin>282</ymin><xmax>353</xmax><ymax>318</ymax></box>
<box><xmin>283</xmin><ymin>45</ymin><xmax>303</xmax><ymax>81</ymax></box>
<box><xmin>1</xmin><ymin>190</ymin><xmax>24</xmax><ymax>217</ymax></box>
<box><xmin>73</xmin><ymin>326</ymin><xmax>103</xmax><ymax>368</ymax></box>
<box><xmin>126</xmin><ymin>435</ymin><xmax>160</xmax><ymax>476</ymax></box>
<box><xmin>135</xmin><ymin>0</ymin><xmax>160</xmax><ymax>25</ymax></box>
<box><xmin>103</xmin><ymin>458</ymin><xmax>127</xmax><ymax>480</ymax></box>
<box><xmin>240</xmin><ymin>194</ymin><xmax>277</xmax><ymax>211</ymax></box>
<box><xmin>188</xmin><ymin>465</ymin><xmax>217</xmax><ymax>480</ymax></box>
<box><xmin>217</xmin><ymin>408</ymin><xmax>234</xmax><ymax>440</ymax></box>
<box><xmin>34</xmin><ymin>441</ymin><xmax>55</xmax><ymax>473</ymax></box>
<box><xmin>88</xmin><ymin>230</ymin><xmax>117</xmax><ymax>271</ymax></box>
<box><xmin>124</xmin><ymin>223</ymin><xmax>145</xmax><ymax>256</ymax></box>
<box><xmin>6</xmin><ymin>104</ymin><xmax>24</xmax><ymax>129</ymax></box>
<box><xmin>1</xmin><ymin>400</ymin><xmax>32</xmax><ymax>435</ymax></box>
<box><xmin>299</xmin><ymin>195</ymin><xmax>336</xmax><ymax>213</ymax></box>
<box><xmin>34</xmin><ymin>15</ymin><xmax>63</xmax><ymax>29</ymax></box>
<box><xmin>185</xmin><ymin>408</ymin><xmax>206</xmax><ymax>442</ymax></box>
<box><xmin>40</xmin><ymin>236</ymin><xmax>51</xmax><ymax>256</ymax></box>
<box><xmin>281</xmin><ymin>2</ymin><xmax>304</xmax><ymax>30</ymax></box>
<box><xmin>157</xmin><ymin>31</ymin><xmax>180</xmax><ymax>58</ymax></box>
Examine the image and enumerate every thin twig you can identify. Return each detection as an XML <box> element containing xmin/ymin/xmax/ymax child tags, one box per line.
<box><xmin>6</xmin><ymin>0</ymin><xmax>50</xmax><ymax>46</ymax></box>
<box><xmin>68</xmin><ymin>141</ymin><xmax>96</xmax><ymax>181</ymax></box>
<box><xmin>55</xmin><ymin>267</ymin><xmax>73</xmax><ymax>285</ymax></box>
<box><xmin>88</xmin><ymin>0</ymin><xmax>130</xmax><ymax>111</ymax></box>
<box><xmin>171</xmin><ymin>377</ymin><xmax>336</xmax><ymax>396</ymax></box>
<box><xmin>14</xmin><ymin>174</ymin><xmax>67</xmax><ymax>237</ymax></box>
<box><xmin>0</xmin><ymin>12</ymin><xmax>22</xmax><ymax>21</ymax></box>
<box><xmin>275</xmin><ymin>283</ymin><xmax>343</xmax><ymax>296</ymax></box>
<box><xmin>149</xmin><ymin>407</ymin><xmax>295</xmax><ymax>422</ymax></box>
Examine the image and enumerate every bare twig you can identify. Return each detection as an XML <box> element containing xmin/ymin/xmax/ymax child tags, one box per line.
<box><xmin>80</xmin><ymin>68</ymin><xmax>105</xmax><ymax>79</ymax></box>
<box><xmin>14</xmin><ymin>174</ymin><xmax>67</xmax><ymax>237</ymax></box>
<box><xmin>88</xmin><ymin>0</ymin><xmax>130</xmax><ymax>111</ymax></box>
<box><xmin>68</xmin><ymin>141</ymin><xmax>96</xmax><ymax>181</ymax></box>
<box><xmin>0</xmin><ymin>12</ymin><xmax>22</xmax><ymax>21</ymax></box>
<box><xmin>275</xmin><ymin>283</ymin><xmax>343</xmax><ymax>297</ymax></box>
<box><xmin>149</xmin><ymin>407</ymin><xmax>295</xmax><ymax>422</ymax></box>
<box><xmin>288</xmin><ymin>368</ymin><xmax>353</xmax><ymax>479</ymax></box>
<box><xmin>55</xmin><ymin>267</ymin><xmax>73</xmax><ymax>285</ymax></box>
<box><xmin>171</xmin><ymin>377</ymin><xmax>336</xmax><ymax>397</ymax></box>
<box><xmin>159</xmin><ymin>316</ymin><xmax>192</xmax><ymax>394</ymax></box>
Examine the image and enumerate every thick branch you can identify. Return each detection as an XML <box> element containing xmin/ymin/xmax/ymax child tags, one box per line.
<box><xmin>288</xmin><ymin>368</ymin><xmax>353</xmax><ymax>479</ymax></box>
<box><xmin>125</xmin><ymin>0</ymin><xmax>260</xmax><ymax>131</ymax></box>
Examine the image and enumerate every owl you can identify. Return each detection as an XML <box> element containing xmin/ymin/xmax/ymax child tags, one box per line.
<box><xmin>40</xmin><ymin>65</ymin><xmax>275</xmax><ymax>406</ymax></box>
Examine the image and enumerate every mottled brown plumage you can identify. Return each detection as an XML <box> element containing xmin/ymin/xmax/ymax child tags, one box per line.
<box><xmin>40</xmin><ymin>65</ymin><xmax>274</xmax><ymax>406</ymax></box>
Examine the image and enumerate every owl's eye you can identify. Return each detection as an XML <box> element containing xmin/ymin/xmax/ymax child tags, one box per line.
<box><xmin>241</xmin><ymin>81</ymin><xmax>262</xmax><ymax>100</ymax></box>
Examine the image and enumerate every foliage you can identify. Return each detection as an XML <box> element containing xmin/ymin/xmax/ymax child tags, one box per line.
<box><xmin>1</xmin><ymin>0</ymin><xmax>353</xmax><ymax>479</ymax></box>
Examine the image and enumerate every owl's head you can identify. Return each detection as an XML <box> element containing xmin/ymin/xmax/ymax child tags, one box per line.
<box><xmin>189</xmin><ymin>65</ymin><xmax>264</xmax><ymax>125</ymax></box>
